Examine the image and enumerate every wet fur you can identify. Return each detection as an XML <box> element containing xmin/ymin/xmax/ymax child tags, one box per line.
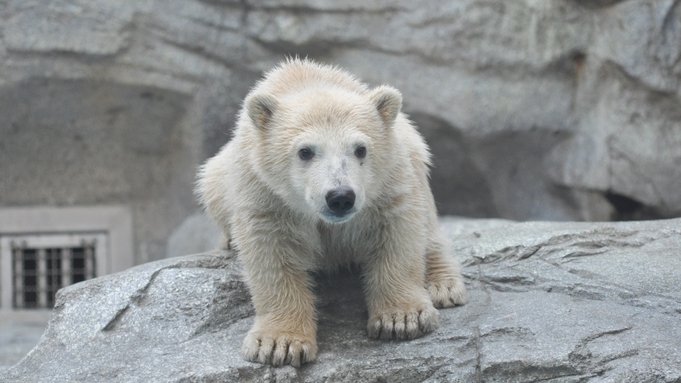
<box><xmin>197</xmin><ymin>58</ymin><xmax>467</xmax><ymax>367</ymax></box>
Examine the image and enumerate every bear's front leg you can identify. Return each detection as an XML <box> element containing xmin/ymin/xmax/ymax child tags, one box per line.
<box><xmin>362</xmin><ymin>218</ymin><xmax>439</xmax><ymax>340</ymax></box>
<box><xmin>235</xmin><ymin>222</ymin><xmax>318</xmax><ymax>367</ymax></box>
<box><xmin>240</xmin><ymin>274</ymin><xmax>317</xmax><ymax>367</ymax></box>
<box><xmin>424</xmin><ymin>230</ymin><xmax>468</xmax><ymax>308</ymax></box>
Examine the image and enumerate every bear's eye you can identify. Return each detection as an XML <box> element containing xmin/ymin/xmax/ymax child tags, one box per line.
<box><xmin>298</xmin><ymin>148</ymin><xmax>314</xmax><ymax>160</ymax></box>
<box><xmin>355</xmin><ymin>146</ymin><xmax>367</xmax><ymax>159</ymax></box>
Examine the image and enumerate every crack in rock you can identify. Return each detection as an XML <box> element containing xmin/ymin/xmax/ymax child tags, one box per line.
<box><xmin>568</xmin><ymin>326</ymin><xmax>636</xmax><ymax>375</ymax></box>
<box><xmin>101</xmin><ymin>266</ymin><xmax>176</xmax><ymax>332</ymax></box>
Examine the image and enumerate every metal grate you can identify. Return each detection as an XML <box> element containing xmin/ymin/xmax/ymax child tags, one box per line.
<box><xmin>12</xmin><ymin>241</ymin><xmax>96</xmax><ymax>309</ymax></box>
<box><xmin>0</xmin><ymin>233</ymin><xmax>105</xmax><ymax>310</ymax></box>
<box><xmin>5</xmin><ymin>236</ymin><xmax>100</xmax><ymax>309</ymax></box>
<box><xmin>1</xmin><ymin>207</ymin><xmax>132</xmax><ymax>311</ymax></box>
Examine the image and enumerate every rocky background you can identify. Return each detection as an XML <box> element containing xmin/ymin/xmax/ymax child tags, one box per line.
<box><xmin>1</xmin><ymin>0</ymin><xmax>680</xmax><ymax>260</ymax></box>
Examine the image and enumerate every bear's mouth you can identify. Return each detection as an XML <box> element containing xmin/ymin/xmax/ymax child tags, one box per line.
<box><xmin>321</xmin><ymin>208</ymin><xmax>357</xmax><ymax>224</ymax></box>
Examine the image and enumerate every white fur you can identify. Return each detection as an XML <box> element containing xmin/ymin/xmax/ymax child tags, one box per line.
<box><xmin>197</xmin><ymin>58</ymin><xmax>467</xmax><ymax>367</ymax></box>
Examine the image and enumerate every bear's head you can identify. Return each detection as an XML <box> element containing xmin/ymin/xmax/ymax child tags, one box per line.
<box><xmin>244</xmin><ymin>85</ymin><xmax>402</xmax><ymax>224</ymax></box>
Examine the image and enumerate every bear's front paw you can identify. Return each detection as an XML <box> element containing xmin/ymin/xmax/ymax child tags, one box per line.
<box><xmin>367</xmin><ymin>303</ymin><xmax>439</xmax><ymax>340</ymax></box>
<box><xmin>242</xmin><ymin>330</ymin><xmax>317</xmax><ymax>368</ymax></box>
<box><xmin>427</xmin><ymin>278</ymin><xmax>468</xmax><ymax>308</ymax></box>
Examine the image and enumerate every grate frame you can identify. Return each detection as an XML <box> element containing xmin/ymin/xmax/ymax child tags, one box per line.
<box><xmin>1</xmin><ymin>233</ymin><xmax>106</xmax><ymax>309</ymax></box>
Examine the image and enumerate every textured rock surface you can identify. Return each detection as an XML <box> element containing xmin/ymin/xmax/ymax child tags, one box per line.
<box><xmin>4</xmin><ymin>218</ymin><xmax>681</xmax><ymax>382</ymax></box>
<box><xmin>2</xmin><ymin>0</ymin><xmax>680</xmax><ymax>263</ymax></box>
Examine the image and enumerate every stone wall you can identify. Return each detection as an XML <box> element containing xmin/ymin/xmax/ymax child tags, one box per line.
<box><xmin>1</xmin><ymin>0</ymin><xmax>679</xmax><ymax>261</ymax></box>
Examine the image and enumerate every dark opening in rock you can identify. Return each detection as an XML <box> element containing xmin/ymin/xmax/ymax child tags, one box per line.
<box><xmin>571</xmin><ymin>0</ymin><xmax>626</xmax><ymax>9</ymax></box>
<box><xmin>605</xmin><ymin>191</ymin><xmax>661</xmax><ymax>221</ymax></box>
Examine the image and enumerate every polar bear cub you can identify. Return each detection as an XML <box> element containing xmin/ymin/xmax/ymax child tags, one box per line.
<box><xmin>197</xmin><ymin>58</ymin><xmax>467</xmax><ymax>367</ymax></box>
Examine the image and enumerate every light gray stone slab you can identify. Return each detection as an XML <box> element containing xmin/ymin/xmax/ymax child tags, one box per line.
<box><xmin>4</xmin><ymin>218</ymin><xmax>680</xmax><ymax>382</ymax></box>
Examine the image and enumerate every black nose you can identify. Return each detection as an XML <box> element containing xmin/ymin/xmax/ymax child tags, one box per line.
<box><xmin>326</xmin><ymin>187</ymin><xmax>356</xmax><ymax>215</ymax></box>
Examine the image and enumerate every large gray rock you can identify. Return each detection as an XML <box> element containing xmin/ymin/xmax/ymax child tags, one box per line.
<box><xmin>4</xmin><ymin>218</ymin><xmax>680</xmax><ymax>382</ymax></box>
<box><xmin>1</xmin><ymin>1</ymin><xmax>680</xmax><ymax>265</ymax></box>
<box><xmin>165</xmin><ymin>211</ymin><xmax>222</xmax><ymax>259</ymax></box>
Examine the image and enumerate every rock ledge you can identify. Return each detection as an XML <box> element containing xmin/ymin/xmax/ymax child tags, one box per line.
<box><xmin>4</xmin><ymin>218</ymin><xmax>681</xmax><ymax>382</ymax></box>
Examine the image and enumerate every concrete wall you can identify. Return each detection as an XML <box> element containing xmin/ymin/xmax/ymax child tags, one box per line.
<box><xmin>0</xmin><ymin>79</ymin><xmax>200</xmax><ymax>264</ymax></box>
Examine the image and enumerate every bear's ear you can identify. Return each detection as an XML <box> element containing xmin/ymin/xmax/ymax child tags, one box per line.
<box><xmin>369</xmin><ymin>85</ymin><xmax>402</xmax><ymax>128</ymax></box>
<box><xmin>245</xmin><ymin>92</ymin><xmax>278</xmax><ymax>130</ymax></box>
